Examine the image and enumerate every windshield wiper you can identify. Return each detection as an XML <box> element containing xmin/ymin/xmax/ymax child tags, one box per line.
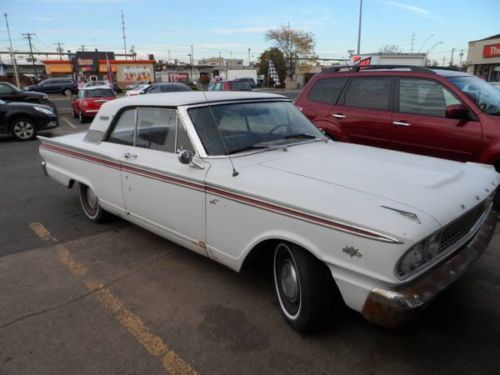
<box><xmin>227</xmin><ymin>144</ymin><xmax>269</xmax><ymax>155</ymax></box>
<box><xmin>282</xmin><ymin>133</ymin><xmax>318</xmax><ymax>139</ymax></box>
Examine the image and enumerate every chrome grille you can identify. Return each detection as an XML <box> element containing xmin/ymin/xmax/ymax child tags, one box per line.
<box><xmin>439</xmin><ymin>202</ymin><xmax>487</xmax><ymax>252</ymax></box>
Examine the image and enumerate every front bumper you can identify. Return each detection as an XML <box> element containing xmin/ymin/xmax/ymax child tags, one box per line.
<box><xmin>361</xmin><ymin>208</ymin><xmax>497</xmax><ymax>328</ymax></box>
<box><xmin>39</xmin><ymin>115</ymin><xmax>59</xmax><ymax>131</ymax></box>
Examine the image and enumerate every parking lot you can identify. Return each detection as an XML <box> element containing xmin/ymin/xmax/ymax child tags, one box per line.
<box><xmin>1</xmin><ymin>94</ymin><xmax>500</xmax><ymax>375</ymax></box>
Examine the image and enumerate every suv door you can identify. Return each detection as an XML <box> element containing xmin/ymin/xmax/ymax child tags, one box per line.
<box><xmin>390</xmin><ymin>77</ymin><xmax>482</xmax><ymax>162</ymax></box>
<box><xmin>298</xmin><ymin>76</ymin><xmax>348</xmax><ymax>139</ymax></box>
<box><xmin>333</xmin><ymin>76</ymin><xmax>394</xmax><ymax>148</ymax></box>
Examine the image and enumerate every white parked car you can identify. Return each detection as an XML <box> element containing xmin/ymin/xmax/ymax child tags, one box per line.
<box><xmin>39</xmin><ymin>92</ymin><xmax>499</xmax><ymax>332</ymax></box>
<box><xmin>84</xmin><ymin>80</ymin><xmax>111</xmax><ymax>89</ymax></box>
<box><xmin>125</xmin><ymin>84</ymin><xmax>150</xmax><ymax>96</ymax></box>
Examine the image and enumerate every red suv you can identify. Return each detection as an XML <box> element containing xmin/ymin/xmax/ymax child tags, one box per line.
<box><xmin>295</xmin><ymin>65</ymin><xmax>500</xmax><ymax>170</ymax></box>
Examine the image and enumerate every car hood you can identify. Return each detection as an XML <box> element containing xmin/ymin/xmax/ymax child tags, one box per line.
<box><xmin>22</xmin><ymin>90</ymin><xmax>46</xmax><ymax>98</ymax></box>
<box><xmin>232</xmin><ymin>141</ymin><xmax>499</xmax><ymax>228</ymax></box>
<box><xmin>6</xmin><ymin>101</ymin><xmax>53</xmax><ymax>111</ymax></box>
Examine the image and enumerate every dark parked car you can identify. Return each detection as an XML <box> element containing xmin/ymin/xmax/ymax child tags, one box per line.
<box><xmin>25</xmin><ymin>78</ymin><xmax>77</xmax><ymax>96</ymax></box>
<box><xmin>208</xmin><ymin>80</ymin><xmax>252</xmax><ymax>91</ymax></box>
<box><xmin>0</xmin><ymin>99</ymin><xmax>58</xmax><ymax>141</ymax></box>
<box><xmin>0</xmin><ymin>81</ymin><xmax>56</xmax><ymax>110</ymax></box>
<box><xmin>295</xmin><ymin>65</ymin><xmax>500</xmax><ymax>170</ymax></box>
<box><xmin>143</xmin><ymin>82</ymin><xmax>192</xmax><ymax>94</ymax></box>
<box><xmin>235</xmin><ymin>77</ymin><xmax>257</xmax><ymax>88</ymax></box>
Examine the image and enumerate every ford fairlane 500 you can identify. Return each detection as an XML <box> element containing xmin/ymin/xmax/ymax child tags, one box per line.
<box><xmin>39</xmin><ymin>92</ymin><xmax>499</xmax><ymax>332</ymax></box>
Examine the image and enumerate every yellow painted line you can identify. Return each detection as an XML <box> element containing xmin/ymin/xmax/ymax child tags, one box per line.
<box><xmin>61</xmin><ymin>117</ymin><xmax>77</xmax><ymax>129</ymax></box>
<box><xmin>30</xmin><ymin>222</ymin><xmax>197</xmax><ymax>375</ymax></box>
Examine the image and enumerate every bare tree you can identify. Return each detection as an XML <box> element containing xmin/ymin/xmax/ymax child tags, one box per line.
<box><xmin>378</xmin><ymin>44</ymin><xmax>403</xmax><ymax>54</ymax></box>
<box><xmin>266</xmin><ymin>25</ymin><xmax>315</xmax><ymax>79</ymax></box>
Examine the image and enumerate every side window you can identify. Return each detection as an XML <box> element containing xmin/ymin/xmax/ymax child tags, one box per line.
<box><xmin>0</xmin><ymin>84</ymin><xmax>14</xmax><ymax>94</ymax></box>
<box><xmin>176</xmin><ymin>121</ymin><xmax>194</xmax><ymax>153</ymax></box>
<box><xmin>399</xmin><ymin>78</ymin><xmax>461</xmax><ymax>117</ymax></box>
<box><xmin>107</xmin><ymin>109</ymin><xmax>136</xmax><ymax>145</ymax></box>
<box><xmin>136</xmin><ymin>108</ymin><xmax>177</xmax><ymax>152</ymax></box>
<box><xmin>308</xmin><ymin>77</ymin><xmax>348</xmax><ymax>104</ymax></box>
<box><xmin>344</xmin><ymin>77</ymin><xmax>393</xmax><ymax>111</ymax></box>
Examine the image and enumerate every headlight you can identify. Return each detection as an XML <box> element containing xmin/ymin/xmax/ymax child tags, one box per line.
<box><xmin>34</xmin><ymin>106</ymin><xmax>55</xmax><ymax>115</ymax></box>
<box><xmin>397</xmin><ymin>232</ymin><xmax>442</xmax><ymax>278</ymax></box>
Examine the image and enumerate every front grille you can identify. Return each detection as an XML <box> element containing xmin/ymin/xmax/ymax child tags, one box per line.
<box><xmin>439</xmin><ymin>201</ymin><xmax>488</xmax><ymax>252</ymax></box>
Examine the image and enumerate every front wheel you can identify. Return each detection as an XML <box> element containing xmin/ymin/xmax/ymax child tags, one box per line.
<box><xmin>78</xmin><ymin>183</ymin><xmax>109</xmax><ymax>222</ymax></box>
<box><xmin>273</xmin><ymin>242</ymin><xmax>332</xmax><ymax>332</ymax></box>
<box><xmin>11</xmin><ymin>118</ymin><xmax>37</xmax><ymax>141</ymax></box>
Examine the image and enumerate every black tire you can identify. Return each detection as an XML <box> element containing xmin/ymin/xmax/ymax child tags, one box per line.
<box><xmin>63</xmin><ymin>88</ymin><xmax>72</xmax><ymax>97</ymax></box>
<box><xmin>273</xmin><ymin>242</ymin><xmax>332</xmax><ymax>333</ymax></box>
<box><xmin>10</xmin><ymin>117</ymin><xmax>37</xmax><ymax>141</ymax></box>
<box><xmin>72</xmin><ymin>108</ymin><xmax>78</xmax><ymax>118</ymax></box>
<box><xmin>78</xmin><ymin>183</ymin><xmax>109</xmax><ymax>223</ymax></box>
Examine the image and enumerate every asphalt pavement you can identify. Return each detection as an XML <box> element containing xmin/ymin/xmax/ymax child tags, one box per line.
<box><xmin>1</xmin><ymin>94</ymin><xmax>500</xmax><ymax>375</ymax></box>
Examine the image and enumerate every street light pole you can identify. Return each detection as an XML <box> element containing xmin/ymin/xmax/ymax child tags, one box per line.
<box><xmin>4</xmin><ymin>13</ymin><xmax>20</xmax><ymax>87</ymax></box>
<box><xmin>356</xmin><ymin>0</ymin><xmax>363</xmax><ymax>55</ymax></box>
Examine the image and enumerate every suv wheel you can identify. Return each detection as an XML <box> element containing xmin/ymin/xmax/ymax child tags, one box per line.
<box><xmin>11</xmin><ymin>118</ymin><xmax>37</xmax><ymax>141</ymax></box>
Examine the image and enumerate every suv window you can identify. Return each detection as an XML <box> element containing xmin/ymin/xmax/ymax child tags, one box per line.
<box><xmin>107</xmin><ymin>109</ymin><xmax>136</xmax><ymax>145</ymax></box>
<box><xmin>399</xmin><ymin>78</ymin><xmax>461</xmax><ymax>117</ymax></box>
<box><xmin>308</xmin><ymin>77</ymin><xmax>348</xmax><ymax>104</ymax></box>
<box><xmin>344</xmin><ymin>77</ymin><xmax>393</xmax><ymax>111</ymax></box>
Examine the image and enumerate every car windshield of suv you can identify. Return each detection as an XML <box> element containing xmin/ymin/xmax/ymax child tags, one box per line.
<box><xmin>188</xmin><ymin>101</ymin><xmax>324</xmax><ymax>155</ymax></box>
<box><xmin>83</xmin><ymin>89</ymin><xmax>114</xmax><ymax>98</ymax></box>
<box><xmin>449</xmin><ymin>76</ymin><xmax>500</xmax><ymax>115</ymax></box>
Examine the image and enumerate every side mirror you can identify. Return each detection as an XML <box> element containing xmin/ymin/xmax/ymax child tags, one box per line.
<box><xmin>446</xmin><ymin>104</ymin><xmax>469</xmax><ymax>120</ymax></box>
<box><xmin>178</xmin><ymin>150</ymin><xmax>205</xmax><ymax>169</ymax></box>
<box><xmin>178</xmin><ymin>149</ymin><xmax>194</xmax><ymax>164</ymax></box>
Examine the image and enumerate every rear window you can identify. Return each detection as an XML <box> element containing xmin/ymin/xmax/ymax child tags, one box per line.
<box><xmin>84</xmin><ymin>89</ymin><xmax>115</xmax><ymax>98</ymax></box>
<box><xmin>229</xmin><ymin>82</ymin><xmax>251</xmax><ymax>91</ymax></box>
<box><xmin>308</xmin><ymin>77</ymin><xmax>348</xmax><ymax>104</ymax></box>
<box><xmin>344</xmin><ymin>77</ymin><xmax>393</xmax><ymax>111</ymax></box>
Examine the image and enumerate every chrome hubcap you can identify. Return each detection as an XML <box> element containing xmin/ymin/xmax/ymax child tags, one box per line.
<box><xmin>280</xmin><ymin>259</ymin><xmax>299</xmax><ymax>302</ymax></box>
<box><xmin>13</xmin><ymin>121</ymin><xmax>34</xmax><ymax>139</ymax></box>
<box><xmin>86</xmin><ymin>188</ymin><xmax>98</xmax><ymax>209</ymax></box>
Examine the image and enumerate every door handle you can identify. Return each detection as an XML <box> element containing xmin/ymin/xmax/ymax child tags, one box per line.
<box><xmin>332</xmin><ymin>113</ymin><xmax>346</xmax><ymax>119</ymax></box>
<box><xmin>123</xmin><ymin>152</ymin><xmax>138</xmax><ymax>160</ymax></box>
<box><xmin>393</xmin><ymin>121</ymin><xmax>411</xmax><ymax>127</ymax></box>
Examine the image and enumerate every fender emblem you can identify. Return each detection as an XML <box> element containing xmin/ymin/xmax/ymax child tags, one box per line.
<box><xmin>343</xmin><ymin>246</ymin><xmax>362</xmax><ymax>258</ymax></box>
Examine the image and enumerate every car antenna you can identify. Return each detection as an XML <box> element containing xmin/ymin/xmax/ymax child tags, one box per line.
<box><xmin>200</xmin><ymin>89</ymin><xmax>239</xmax><ymax>177</ymax></box>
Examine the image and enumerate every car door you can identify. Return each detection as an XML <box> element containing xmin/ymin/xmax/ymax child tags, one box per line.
<box><xmin>299</xmin><ymin>76</ymin><xmax>349</xmax><ymax>138</ymax></box>
<box><xmin>390</xmin><ymin>77</ymin><xmax>483</xmax><ymax>162</ymax></box>
<box><xmin>332</xmin><ymin>76</ymin><xmax>394</xmax><ymax>148</ymax></box>
<box><xmin>121</xmin><ymin>107</ymin><xmax>208</xmax><ymax>254</ymax></box>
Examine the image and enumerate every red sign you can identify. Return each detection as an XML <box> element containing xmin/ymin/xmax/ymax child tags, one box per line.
<box><xmin>483</xmin><ymin>44</ymin><xmax>500</xmax><ymax>58</ymax></box>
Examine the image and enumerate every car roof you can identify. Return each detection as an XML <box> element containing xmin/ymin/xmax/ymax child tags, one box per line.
<box><xmin>80</xmin><ymin>85</ymin><xmax>113</xmax><ymax>90</ymax></box>
<box><xmin>88</xmin><ymin>92</ymin><xmax>287</xmax><ymax>134</ymax></box>
<box><xmin>431</xmin><ymin>69</ymin><xmax>474</xmax><ymax>78</ymax></box>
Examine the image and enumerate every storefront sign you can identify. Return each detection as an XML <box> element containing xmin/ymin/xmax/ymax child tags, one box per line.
<box><xmin>122</xmin><ymin>66</ymin><xmax>153</xmax><ymax>82</ymax></box>
<box><xmin>483</xmin><ymin>44</ymin><xmax>500</xmax><ymax>58</ymax></box>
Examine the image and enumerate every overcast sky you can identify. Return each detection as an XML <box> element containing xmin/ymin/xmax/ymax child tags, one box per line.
<box><xmin>1</xmin><ymin>0</ymin><xmax>498</xmax><ymax>64</ymax></box>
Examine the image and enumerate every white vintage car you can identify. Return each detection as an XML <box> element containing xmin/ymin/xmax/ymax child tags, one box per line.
<box><xmin>39</xmin><ymin>92</ymin><xmax>499</xmax><ymax>332</ymax></box>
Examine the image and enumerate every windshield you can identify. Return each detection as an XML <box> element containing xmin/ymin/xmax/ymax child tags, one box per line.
<box><xmin>83</xmin><ymin>89</ymin><xmax>115</xmax><ymax>98</ymax></box>
<box><xmin>188</xmin><ymin>101</ymin><xmax>324</xmax><ymax>155</ymax></box>
<box><xmin>448</xmin><ymin>76</ymin><xmax>500</xmax><ymax>115</ymax></box>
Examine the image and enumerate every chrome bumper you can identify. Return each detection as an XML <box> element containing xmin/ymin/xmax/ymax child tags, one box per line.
<box><xmin>361</xmin><ymin>208</ymin><xmax>497</xmax><ymax>328</ymax></box>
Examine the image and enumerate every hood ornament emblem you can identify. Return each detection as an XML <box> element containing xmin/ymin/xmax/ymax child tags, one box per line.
<box><xmin>380</xmin><ymin>206</ymin><xmax>421</xmax><ymax>224</ymax></box>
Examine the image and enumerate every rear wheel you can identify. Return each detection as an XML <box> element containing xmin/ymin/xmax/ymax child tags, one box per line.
<box><xmin>78</xmin><ymin>109</ymin><xmax>87</xmax><ymax>123</ymax></box>
<box><xmin>11</xmin><ymin>118</ymin><xmax>37</xmax><ymax>141</ymax></box>
<box><xmin>273</xmin><ymin>242</ymin><xmax>332</xmax><ymax>332</ymax></box>
<box><xmin>78</xmin><ymin>183</ymin><xmax>109</xmax><ymax>222</ymax></box>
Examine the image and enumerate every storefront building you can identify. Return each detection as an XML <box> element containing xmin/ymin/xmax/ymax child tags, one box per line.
<box><xmin>43</xmin><ymin>52</ymin><xmax>155</xmax><ymax>87</ymax></box>
<box><xmin>466</xmin><ymin>34</ymin><xmax>500</xmax><ymax>82</ymax></box>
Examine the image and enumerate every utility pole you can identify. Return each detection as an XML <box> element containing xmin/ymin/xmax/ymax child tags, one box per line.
<box><xmin>248</xmin><ymin>48</ymin><xmax>251</xmax><ymax>66</ymax></box>
<box><xmin>442</xmin><ymin>56</ymin><xmax>446</xmax><ymax>66</ymax></box>
<box><xmin>450</xmin><ymin>48</ymin><xmax>455</xmax><ymax>66</ymax></box>
<box><xmin>459</xmin><ymin>49</ymin><xmax>464</xmax><ymax>67</ymax></box>
<box><xmin>54</xmin><ymin>42</ymin><xmax>64</xmax><ymax>60</ymax></box>
<box><xmin>22</xmin><ymin>32</ymin><xmax>37</xmax><ymax>80</ymax></box>
<box><xmin>356</xmin><ymin>0</ymin><xmax>363</xmax><ymax>55</ymax></box>
<box><xmin>80</xmin><ymin>45</ymin><xmax>86</xmax><ymax>51</ymax></box>
<box><xmin>4</xmin><ymin>13</ymin><xmax>20</xmax><ymax>87</ymax></box>
<box><xmin>410</xmin><ymin>32</ymin><xmax>416</xmax><ymax>53</ymax></box>
<box><xmin>121</xmin><ymin>11</ymin><xmax>127</xmax><ymax>60</ymax></box>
